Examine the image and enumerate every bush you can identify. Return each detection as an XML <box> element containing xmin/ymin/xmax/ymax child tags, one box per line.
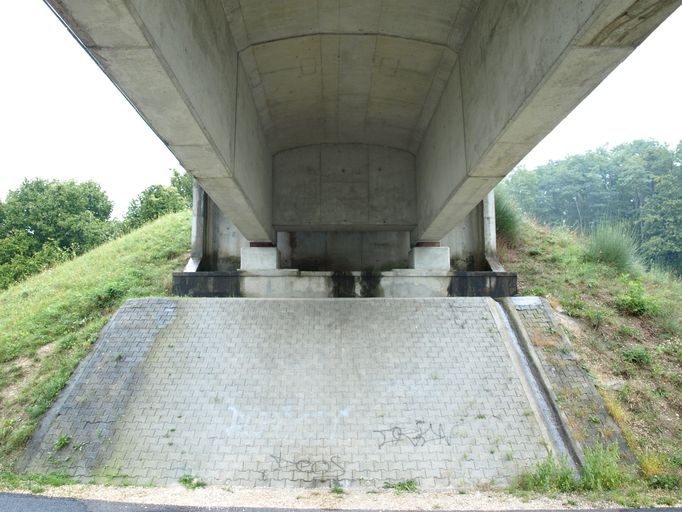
<box><xmin>585</xmin><ymin>223</ymin><xmax>639</xmax><ymax>273</ymax></box>
<box><xmin>580</xmin><ymin>443</ymin><xmax>627</xmax><ymax>491</ymax></box>
<box><xmin>615</xmin><ymin>279</ymin><xmax>661</xmax><ymax>317</ymax></box>
<box><xmin>584</xmin><ymin>307</ymin><xmax>608</xmax><ymax>329</ymax></box>
<box><xmin>622</xmin><ymin>346</ymin><xmax>652</xmax><ymax>366</ymax></box>
<box><xmin>514</xmin><ymin>455</ymin><xmax>577</xmax><ymax>492</ymax></box>
<box><xmin>495</xmin><ymin>191</ymin><xmax>522</xmax><ymax>246</ymax></box>
<box><xmin>648</xmin><ymin>475</ymin><xmax>681</xmax><ymax>490</ymax></box>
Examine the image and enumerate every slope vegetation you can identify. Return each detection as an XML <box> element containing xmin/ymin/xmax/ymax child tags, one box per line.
<box><xmin>500</xmin><ymin>220</ymin><xmax>682</xmax><ymax>503</ymax></box>
<box><xmin>0</xmin><ymin>210</ymin><xmax>190</xmax><ymax>467</ymax></box>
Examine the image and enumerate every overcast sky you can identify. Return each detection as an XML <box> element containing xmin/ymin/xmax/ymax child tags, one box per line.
<box><xmin>1</xmin><ymin>2</ymin><xmax>680</xmax><ymax>217</ymax></box>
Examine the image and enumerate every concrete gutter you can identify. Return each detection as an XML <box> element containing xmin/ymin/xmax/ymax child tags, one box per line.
<box><xmin>498</xmin><ymin>298</ymin><xmax>585</xmax><ymax>470</ymax></box>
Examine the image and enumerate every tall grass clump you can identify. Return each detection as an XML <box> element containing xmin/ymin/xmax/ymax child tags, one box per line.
<box><xmin>580</xmin><ymin>443</ymin><xmax>627</xmax><ymax>491</ymax></box>
<box><xmin>513</xmin><ymin>455</ymin><xmax>577</xmax><ymax>492</ymax></box>
<box><xmin>514</xmin><ymin>444</ymin><xmax>630</xmax><ymax>493</ymax></box>
<box><xmin>585</xmin><ymin>223</ymin><xmax>639</xmax><ymax>274</ymax></box>
<box><xmin>495</xmin><ymin>190</ymin><xmax>523</xmax><ymax>246</ymax></box>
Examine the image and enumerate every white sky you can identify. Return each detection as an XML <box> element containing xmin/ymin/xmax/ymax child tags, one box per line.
<box><xmin>0</xmin><ymin>2</ymin><xmax>680</xmax><ymax>217</ymax></box>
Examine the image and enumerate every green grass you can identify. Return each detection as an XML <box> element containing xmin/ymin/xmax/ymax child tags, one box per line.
<box><xmin>500</xmin><ymin>218</ymin><xmax>682</xmax><ymax>503</ymax></box>
<box><xmin>580</xmin><ymin>443</ymin><xmax>627</xmax><ymax>491</ymax></box>
<box><xmin>0</xmin><ymin>470</ymin><xmax>75</xmax><ymax>494</ymax></box>
<box><xmin>383</xmin><ymin>479</ymin><xmax>419</xmax><ymax>493</ymax></box>
<box><xmin>513</xmin><ymin>455</ymin><xmax>577</xmax><ymax>492</ymax></box>
<box><xmin>515</xmin><ymin>444</ymin><xmax>627</xmax><ymax>494</ymax></box>
<box><xmin>495</xmin><ymin>191</ymin><xmax>523</xmax><ymax>246</ymax></box>
<box><xmin>52</xmin><ymin>434</ymin><xmax>71</xmax><ymax>451</ymax></box>
<box><xmin>179</xmin><ymin>474</ymin><xmax>206</xmax><ymax>490</ymax></box>
<box><xmin>585</xmin><ymin>223</ymin><xmax>640</xmax><ymax>274</ymax></box>
<box><xmin>622</xmin><ymin>346</ymin><xmax>652</xmax><ymax>367</ymax></box>
<box><xmin>615</xmin><ymin>279</ymin><xmax>661</xmax><ymax>317</ymax></box>
<box><xmin>0</xmin><ymin>210</ymin><xmax>190</xmax><ymax>467</ymax></box>
<box><xmin>330</xmin><ymin>484</ymin><xmax>345</xmax><ymax>495</ymax></box>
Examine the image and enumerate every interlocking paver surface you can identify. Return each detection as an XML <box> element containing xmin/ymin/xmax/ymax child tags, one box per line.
<box><xmin>22</xmin><ymin>297</ymin><xmax>550</xmax><ymax>488</ymax></box>
<box><xmin>512</xmin><ymin>297</ymin><xmax>633</xmax><ymax>463</ymax></box>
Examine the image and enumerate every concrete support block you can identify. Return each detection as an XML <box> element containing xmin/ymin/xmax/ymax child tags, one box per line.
<box><xmin>240</xmin><ymin>247</ymin><xmax>280</xmax><ymax>271</ymax></box>
<box><xmin>409</xmin><ymin>247</ymin><xmax>451</xmax><ymax>270</ymax></box>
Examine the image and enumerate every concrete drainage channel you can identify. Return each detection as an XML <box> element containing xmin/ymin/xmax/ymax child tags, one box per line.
<box><xmin>494</xmin><ymin>300</ymin><xmax>582</xmax><ymax>472</ymax></box>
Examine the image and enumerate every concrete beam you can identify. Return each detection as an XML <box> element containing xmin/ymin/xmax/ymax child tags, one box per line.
<box><xmin>413</xmin><ymin>0</ymin><xmax>681</xmax><ymax>242</ymax></box>
<box><xmin>45</xmin><ymin>0</ymin><xmax>274</xmax><ymax>242</ymax></box>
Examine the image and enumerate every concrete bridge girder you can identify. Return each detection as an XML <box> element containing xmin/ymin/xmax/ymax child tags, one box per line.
<box><xmin>46</xmin><ymin>0</ymin><xmax>680</xmax><ymax>261</ymax></box>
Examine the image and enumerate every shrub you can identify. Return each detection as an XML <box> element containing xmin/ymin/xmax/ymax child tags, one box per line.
<box><xmin>580</xmin><ymin>443</ymin><xmax>627</xmax><ymax>491</ymax></box>
<box><xmin>560</xmin><ymin>294</ymin><xmax>585</xmax><ymax>317</ymax></box>
<box><xmin>584</xmin><ymin>307</ymin><xmax>608</xmax><ymax>329</ymax></box>
<box><xmin>495</xmin><ymin>191</ymin><xmax>522</xmax><ymax>246</ymax></box>
<box><xmin>585</xmin><ymin>223</ymin><xmax>639</xmax><ymax>273</ymax></box>
<box><xmin>615</xmin><ymin>279</ymin><xmax>661</xmax><ymax>317</ymax></box>
<box><xmin>622</xmin><ymin>346</ymin><xmax>652</xmax><ymax>366</ymax></box>
<box><xmin>648</xmin><ymin>475</ymin><xmax>680</xmax><ymax>490</ymax></box>
<box><xmin>513</xmin><ymin>455</ymin><xmax>577</xmax><ymax>492</ymax></box>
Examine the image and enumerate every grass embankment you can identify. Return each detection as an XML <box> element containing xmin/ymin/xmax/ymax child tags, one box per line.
<box><xmin>0</xmin><ymin>210</ymin><xmax>191</xmax><ymax>484</ymax></box>
<box><xmin>499</xmin><ymin>218</ymin><xmax>682</xmax><ymax>506</ymax></box>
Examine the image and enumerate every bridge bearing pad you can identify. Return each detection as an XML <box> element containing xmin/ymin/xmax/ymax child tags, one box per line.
<box><xmin>21</xmin><ymin>297</ymin><xmax>551</xmax><ymax>488</ymax></box>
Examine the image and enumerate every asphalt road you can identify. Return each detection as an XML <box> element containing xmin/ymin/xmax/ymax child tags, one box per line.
<box><xmin>2</xmin><ymin>493</ymin><xmax>682</xmax><ymax>512</ymax></box>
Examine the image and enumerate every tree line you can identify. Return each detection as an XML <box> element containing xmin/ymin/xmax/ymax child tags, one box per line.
<box><xmin>499</xmin><ymin>139</ymin><xmax>682</xmax><ymax>273</ymax></box>
<box><xmin>0</xmin><ymin>170</ymin><xmax>193</xmax><ymax>289</ymax></box>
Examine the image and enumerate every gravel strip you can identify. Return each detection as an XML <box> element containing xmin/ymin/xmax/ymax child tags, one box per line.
<box><xmin>21</xmin><ymin>484</ymin><xmax>623</xmax><ymax>510</ymax></box>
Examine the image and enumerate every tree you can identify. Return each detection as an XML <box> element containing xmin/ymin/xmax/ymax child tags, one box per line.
<box><xmin>170</xmin><ymin>169</ymin><xmax>193</xmax><ymax>206</ymax></box>
<box><xmin>501</xmin><ymin>139</ymin><xmax>682</xmax><ymax>274</ymax></box>
<box><xmin>640</xmin><ymin>144</ymin><xmax>682</xmax><ymax>271</ymax></box>
<box><xmin>0</xmin><ymin>179</ymin><xmax>114</xmax><ymax>254</ymax></box>
<box><xmin>124</xmin><ymin>184</ymin><xmax>187</xmax><ymax>230</ymax></box>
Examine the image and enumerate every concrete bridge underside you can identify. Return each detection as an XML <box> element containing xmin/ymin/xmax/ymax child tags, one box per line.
<box><xmin>47</xmin><ymin>0</ymin><xmax>679</xmax><ymax>270</ymax></box>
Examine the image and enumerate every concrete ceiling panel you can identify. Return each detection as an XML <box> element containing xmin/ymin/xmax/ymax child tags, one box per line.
<box><xmin>377</xmin><ymin>0</ymin><xmax>462</xmax><ymax>45</ymax></box>
<box><xmin>327</xmin><ymin>1</ymin><xmax>381</xmax><ymax>33</ymax></box>
<box><xmin>226</xmin><ymin>1</ymin><xmax>480</xmax><ymax>153</ymax></box>
<box><xmin>240</xmin><ymin>0</ymin><xmax>319</xmax><ymax>46</ymax></box>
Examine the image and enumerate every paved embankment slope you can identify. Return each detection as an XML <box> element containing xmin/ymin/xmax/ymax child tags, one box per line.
<box><xmin>21</xmin><ymin>297</ymin><xmax>551</xmax><ymax>488</ymax></box>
